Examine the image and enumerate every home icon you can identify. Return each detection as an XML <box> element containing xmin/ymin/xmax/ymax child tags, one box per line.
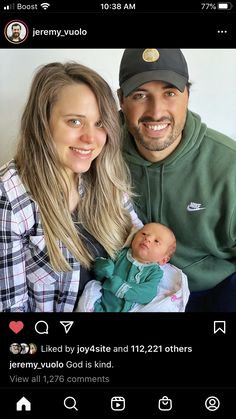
<box><xmin>16</xmin><ymin>396</ymin><xmax>31</xmax><ymax>411</ymax></box>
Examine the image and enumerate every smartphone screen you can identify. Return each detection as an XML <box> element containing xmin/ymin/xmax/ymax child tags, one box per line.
<box><xmin>0</xmin><ymin>1</ymin><xmax>235</xmax><ymax>417</ymax></box>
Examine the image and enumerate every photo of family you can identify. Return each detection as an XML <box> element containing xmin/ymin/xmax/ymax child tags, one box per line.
<box><xmin>0</xmin><ymin>48</ymin><xmax>236</xmax><ymax>313</ymax></box>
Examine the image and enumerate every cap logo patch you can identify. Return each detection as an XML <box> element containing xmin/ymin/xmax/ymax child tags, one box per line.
<box><xmin>142</xmin><ymin>48</ymin><xmax>159</xmax><ymax>63</ymax></box>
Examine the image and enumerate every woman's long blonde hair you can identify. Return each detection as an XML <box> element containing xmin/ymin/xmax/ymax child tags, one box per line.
<box><xmin>15</xmin><ymin>62</ymin><xmax>132</xmax><ymax>271</ymax></box>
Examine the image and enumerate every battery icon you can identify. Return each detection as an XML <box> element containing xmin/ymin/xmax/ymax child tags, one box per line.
<box><xmin>217</xmin><ymin>2</ymin><xmax>233</xmax><ymax>9</ymax></box>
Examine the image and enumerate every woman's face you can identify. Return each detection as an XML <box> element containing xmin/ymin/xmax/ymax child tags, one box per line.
<box><xmin>29</xmin><ymin>344</ymin><xmax>37</xmax><ymax>354</ymax></box>
<box><xmin>49</xmin><ymin>83</ymin><xmax>107</xmax><ymax>179</ymax></box>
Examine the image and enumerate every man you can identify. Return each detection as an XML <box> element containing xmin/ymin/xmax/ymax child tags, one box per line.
<box><xmin>8</xmin><ymin>23</ymin><xmax>23</xmax><ymax>42</ymax></box>
<box><xmin>118</xmin><ymin>48</ymin><xmax>236</xmax><ymax>311</ymax></box>
<box><xmin>10</xmin><ymin>343</ymin><xmax>21</xmax><ymax>354</ymax></box>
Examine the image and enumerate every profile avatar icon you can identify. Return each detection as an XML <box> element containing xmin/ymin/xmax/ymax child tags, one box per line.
<box><xmin>20</xmin><ymin>343</ymin><xmax>30</xmax><ymax>354</ymax></box>
<box><xmin>29</xmin><ymin>343</ymin><xmax>37</xmax><ymax>355</ymax></box>
<box><xmin>4</xmin><ymin>20</ymin><xmax>29</xmax><ymax>44</ymax></box>
<box><xmin>10</xmin><ymin>343</ymin><xmax>22</xmax><ymax>354</ymax></box>
<box><xmin>205</xmin><ymin>396</ymin><xmax>220</xmax><ymax>411</ymax></box>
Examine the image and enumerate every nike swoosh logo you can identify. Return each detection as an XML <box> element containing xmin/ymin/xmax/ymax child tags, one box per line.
<box><xmin>187</xmin><ymin>206</ymin><xmax>206</xmax><ymax>212</ymax></box>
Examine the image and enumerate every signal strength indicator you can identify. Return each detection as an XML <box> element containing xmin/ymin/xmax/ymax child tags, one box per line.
<box><xmin>40</xmin><ymin>2</ymin><xmax>50</xmax><ymax>10</ymax></box>
<box><xmin>4</xmin><ymin>4</ymin><xmax>15</xmax><ymax>10</ymax></box>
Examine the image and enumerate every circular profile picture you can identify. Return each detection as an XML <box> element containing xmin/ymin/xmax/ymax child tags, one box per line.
<box><xmin>4</xmin><ymin>20</ymin><xmax>29</xmax><ymax>44</ymax></box>
<box><xmin>10</xmin><ymin>342</ymin><xmax>22</xmax><ymax>354</ymax></box>
<box><xmin>20</xmin><ymin>343</ymin><xmax>30</xmax><ymax>354</ymax></box>
<box><xmin>205</xmin><ymin>396</ymin><xmax>220</xmax><ymax>412</ymax></box>
<box><xmin>29</xmin><ymin>343</ymin><xmax>37</xmax><ymax>355</ymax></box>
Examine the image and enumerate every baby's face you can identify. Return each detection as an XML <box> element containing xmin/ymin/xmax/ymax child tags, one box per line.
<box><xmin>131</xmin><ymin>224</ymin><xmax>173</xmax><ymax>264</ymax></box>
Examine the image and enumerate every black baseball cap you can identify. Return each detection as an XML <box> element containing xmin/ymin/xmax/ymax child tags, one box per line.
<box><xmin>119</xmin><ymin>48</ymin><xmax>189</xmax><ymax>96</ymax></box>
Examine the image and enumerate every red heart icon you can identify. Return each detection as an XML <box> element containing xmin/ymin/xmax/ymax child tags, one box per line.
<box><xmin>9</xmin><ymin>321</ymin><xmax>24</xmax><ymax>334</ymax></box>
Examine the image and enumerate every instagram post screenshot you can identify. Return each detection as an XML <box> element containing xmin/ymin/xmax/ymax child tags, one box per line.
<box><xmin>0</xmin><ymin>1</ymin><xmax>236</xmax><ymax>417</ymax></box>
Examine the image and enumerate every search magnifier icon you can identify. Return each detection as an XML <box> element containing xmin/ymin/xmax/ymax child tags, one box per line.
<box><xmin>34</xmin><ymin>320</ymin><xmax>49</xmax><ymax>335</ymax></box>
<box><xmin>64</xmin><ymin>396</ymin><xmax>78</xmax><ymax>411</ymax></box>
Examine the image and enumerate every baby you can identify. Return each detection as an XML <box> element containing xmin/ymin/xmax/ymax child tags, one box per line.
<box><xmin>77</xmin><ymin>223</ymin><xmax>176</xmax><ymax>312</ymax></box>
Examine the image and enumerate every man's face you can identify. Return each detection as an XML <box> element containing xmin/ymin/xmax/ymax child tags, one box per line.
<box><xmin>120</xmin><ymin>80</ymin><xmax>189</xmax><ymax>162</ymax></box>
<box><xmin>10</xmin><ymin>343</ymin><xmax>21</xmax><ymax>354</ymax></box>
<box><xmin>12</xmin><ymin>25</ymin><xmax>21</xmax><ymax>38</ymax></box>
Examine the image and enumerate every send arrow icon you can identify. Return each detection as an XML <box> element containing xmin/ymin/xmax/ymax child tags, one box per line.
<box><xmin>213</xmin><ymin>320</ymin><xmax>226</xmax><ymax>334</ymax></box>
<box><xmin>60</xmin><ymin>321</ymin><xmax>74</xmax><ymax>334</ymax></box>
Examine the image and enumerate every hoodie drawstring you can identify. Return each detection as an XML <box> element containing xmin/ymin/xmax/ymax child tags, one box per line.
<box><xmin>144</xmin><ymin>166</ymin><xmax>151</xmax><ymax>221</ymax></box>
<box><xmin>159</xmin><ymin>165</ymin><xmax>164</xmax><ymax>223</ymax></box>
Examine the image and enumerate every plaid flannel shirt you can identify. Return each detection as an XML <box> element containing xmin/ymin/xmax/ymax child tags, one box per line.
<box><xmin>0</xmin><ymin>160</ymin><xmax>142</xmax><ymax>312</ymax></box>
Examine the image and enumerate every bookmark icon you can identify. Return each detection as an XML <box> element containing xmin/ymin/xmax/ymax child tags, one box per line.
<box><xmin>213</xmin><ymin>320</ymin><xmax>226</xmax><ymax>334</ymax></box>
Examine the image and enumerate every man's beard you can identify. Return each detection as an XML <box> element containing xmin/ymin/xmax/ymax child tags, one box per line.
<box><xmin>128</xmin><ymin>115</ymin><xmax>186</xmax><ymax>152</ymax></box>
<box><xmin>133</xmin><ymin>125</ymin><xmax>182</xmax><ymax>151</ymax></box>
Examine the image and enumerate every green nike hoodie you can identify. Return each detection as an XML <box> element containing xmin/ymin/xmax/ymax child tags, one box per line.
<box><xmin>123</xmin><ymin>110</ymin><xmax>236</xmax><ymax>291</ymax></box>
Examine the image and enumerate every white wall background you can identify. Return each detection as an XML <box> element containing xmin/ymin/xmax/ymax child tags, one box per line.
<box><xmin>0</xmin><ymin>49</ymin><xmax>236</xmax><ymax>166</ymax></box>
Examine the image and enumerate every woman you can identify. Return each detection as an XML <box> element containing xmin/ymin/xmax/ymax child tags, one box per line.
<box><xmin>0</xmin><ymin>62</ymin><xmax>142</xmax><ymax>312</ymax></box>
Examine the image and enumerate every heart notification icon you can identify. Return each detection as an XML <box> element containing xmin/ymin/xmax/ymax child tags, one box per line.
<box><xmin>9</xmin><ymin>321</ymin><xmax>24</xmax><ymax>334</ymax></box>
